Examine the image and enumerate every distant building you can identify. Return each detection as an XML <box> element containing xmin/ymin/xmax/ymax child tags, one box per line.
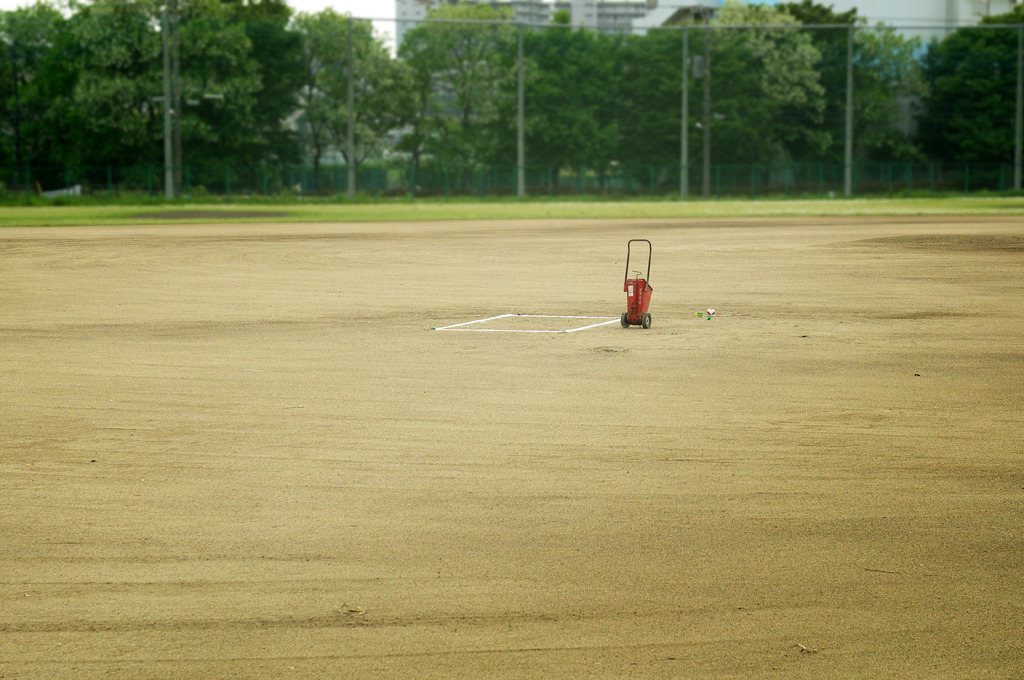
<box><xmin>396</xmin><ymin>0</ymin><xmax>1021</xmax><ymax>48</ymax></box>
<box><xmin>830</xmin><ymin>0</ymin><xmax>1017</xmax><ymax>28</ymax></box>
<box><xmin>821</xmin><ymin>0</ymin><xmax>1018</xmax><ymax>41</ymax></box>
<box><xmin>395</xmin><ymin>0</ymin><xmax>707</xmax><ymax>47</ymax></box>
<box><xmin>550</xmin><ymin>1</ymin><xmax>650</xmax><ymax>33</ymax></box>
<box><xmin>396</xmin><ymin>0</ymin><xmax>550</xmax><ymax>47</ymax></box>
<box><xmin>632</xmin><ymin>1</ymin><xmax>718</xmax><ymax>34</ymax></box>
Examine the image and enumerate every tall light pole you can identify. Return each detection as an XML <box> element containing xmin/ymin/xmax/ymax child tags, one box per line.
<box><xmin>844</xmin><ymin>25</ymin><xmax>854</xmax><ymax>198</ymax></box>
<box><xmin>347</xmin><ymin>16</ymin><xmax>356</xmax><ymax>199</ymax></box>
<box><xmin>517</xmin><ymin>23</ymin><xmax>525</xmax><ymax>198</ymax></box>
<box><xmin>10</xmin><ymin>41</ymin><xmax>21</xmax><ymax>172</ymax></box>
<box><xmin>702</xmin><ymin>14</ymin><xmax>711</xmax><ymax>198</ymax></box>
<box><xmin>681</xmin><ymin>26</ymin><xmax>688</xmax><ymax>199</ymax></box>
<box><xmin>162</xmin><ymin>11</ymin><xmax>173</xmax><ymax>199</ymax></box>
<box><xmin>172</xmin><ymin>0</ymin><xmax>182</xmax><ymax>198</ymax></box>
<box><xmin>1015</xmin><ymin>24</ymin><xmax>1022</xmax><ymax>193</ymax></box>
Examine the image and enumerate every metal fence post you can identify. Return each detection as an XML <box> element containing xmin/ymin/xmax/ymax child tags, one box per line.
<box><xmin>681</xmin><ymin>26</ymin><xmax>689</xmax><ymax>199</ymax></box>
<box><xmin>517</xmin><ymin>24</ymin><xmax>525</xmax><ymax>198</ymax></box>
<box><xmin>347</xmin><ymin>16</ymin><xmax>356</xmax><ymax>199</ymax></box>
<box><xmin>844</xmin><ymin>25</ymin><xmax>854</xmax><ymax>198</ymax></box>
<box><xmin>702</xmin><ymin>18</ymin><xmax>711</xmax><ymax>198</ymax></box>
<box><xmin>162</xmin><ymin>10</ymin><xmax>174</xmax><ymax>200</ymax></box>
<box><xmin>171</xmin><ymin>0</ymin><xmax>181</xmax><ymax>198</ymax></box>
<box><xmin>1015</xmin><ymin>24</ymin><xmax>1022</xmax><ymax>192</ymax></box>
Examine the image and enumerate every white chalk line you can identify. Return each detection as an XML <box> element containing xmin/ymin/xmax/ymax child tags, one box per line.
<box><xmin>433</xmin><ymin>313</ymin><xmax>514</xmax><ymax>330</ymax></box>
<box><xmin>434</xmin><ymin>314</ymin><xmax>620</xmax><ymax>334</ymax></box>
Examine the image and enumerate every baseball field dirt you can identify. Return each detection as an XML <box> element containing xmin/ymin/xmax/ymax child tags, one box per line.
<box><xmin>1</xmin><ymin>216</ymin><xmax>1022</xmax><ymax>678</ymax></box>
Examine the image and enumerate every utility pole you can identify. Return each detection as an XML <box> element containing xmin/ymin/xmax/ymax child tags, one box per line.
<box><xmin>10</xmin><ymin>40</ymin><xmax>21</xmax><ymax>172</ymax></box>
<box><xmin>162</xmin><ymin>11</ymin><xmax>173</xmax><ymax>199</ymax></box>
<box><xmin>171</xmin><ymin>0</ymin><xmax>182</xmax><ymax>198</ymax></box>
<box><xmin>517</xmin><ymin>24</ymin><xmax>525</xmax><ymax>199</ymax></box>
<box><xmin>844</xmin><ymin>25</ymin><xmax>854</xmax><ymax>198</ymax></box>
<box><xmin>1015</xmin><ymin>24</ymin><xmax>1022</xmax><ymax>193</ymax></box>
<box><xmin>681</xmin><ymin>26</ymin><xmax>688</xmax><ymax>199</ymax></box>
<box><xmin>702</xmin><ymin>14</ymin><xmax>710</xmax><ymax>198</ymax></box>
<box><xmin>347</xmin><ymin>16</ymin><xmax>356</xmax><ymax>199</ymax></box>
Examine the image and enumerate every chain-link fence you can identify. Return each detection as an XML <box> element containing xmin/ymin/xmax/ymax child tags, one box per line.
<box><xmin>2</xmin><ymin>160</ymin><xmax>1014</xmax><ymax>204</ymax></box>
<box><xmin>1</xmin><ymin>5</ymin><xmax>1021</xmax><ymax>203</ymax></box>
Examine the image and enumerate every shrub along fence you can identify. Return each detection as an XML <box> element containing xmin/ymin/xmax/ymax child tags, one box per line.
<box><xmin>1</xmin><ymin>161</ymin><xmax>1018</xmax><ymax>204</ymax></box>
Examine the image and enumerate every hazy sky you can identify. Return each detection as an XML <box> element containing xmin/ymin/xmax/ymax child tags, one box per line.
<box><xmin>0</xmin><ymin>0</ymin><xmax>399</xmax><ymax>47</ymax></box>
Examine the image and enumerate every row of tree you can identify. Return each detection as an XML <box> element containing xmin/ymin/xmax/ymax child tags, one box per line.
<box><xmin>0</xmin><ymin>0</ymin><xmax>1021</xmax><ymax>184</ymax></box>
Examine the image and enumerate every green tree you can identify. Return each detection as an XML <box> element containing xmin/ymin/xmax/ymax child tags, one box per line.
<box><xmin>918</xmin><ymin>6</ymin><xmax>1024</xmax><ymax>164</ymax></box>
<box><xmin>174</xmin><ymin>2</ymin><xmax>264</xmax><ymax>173</ymax></box>
<box><xmin>221</xmin><ymin>0</ymin><xmax>304</xmax><ymax>166</ymax></box>
<box><xmin>777</xmin><ymin>0</ymin><xmax>856</xmax><ymax>163</ymax></box>
<box><xmin>780</xmin><ymin>1</ymin><xmax>923</xmax><ymax>163</ymax></box>
<box><xmin>851</xmin><ymin>24</ymin><xmax>925</xmax><ymax>162</ymax></box>
<box><xmin>1</xmin><ymin>0</ymin><xmax>298</xmax><ymax>181</ymax></box>
<box><xmin>708</xmin><ymin>1</ymin><xmax>826</xmax><ymax>163</ymax></box>
<box><xmin>60</xmin><ymin>0</ymin><xmax>165</xmax><ymax>170</ymax></box>
<box><xmin>523</xmin><ymin>25</ymin><xmax>622</xmax><ymax>179</ymax></box>
<box><xmin>616</xmin><ymin>29</ymin><xmax>678</xmax><ymax>176</ymax></box>
<box><xmin>777</xmin><ymin>0</ymin><xmax>856</xmax><ymax>27</ymax></box>
<box><xmin>0</xmin><ymin>2</ymin><xmax>72</xmax><ymax>170</ymax></box>
<box><xmin>393</xmin><ymin>29</ymin><xmax>434</xmax><ymax>177</ymax></box>
<box><xmin>295</xmin><ymin>10</ymin><xmax>407</xmax><ymax>181</ymax></box>
<box><xmin>397</xmin><ymin>3</ymin><xmax>516</xmax><ymax>176</ymax></box>
<box><xmin>292</xmin><ymin>9</ymin><xmax>339</xmax><ymax>181</ymax></box>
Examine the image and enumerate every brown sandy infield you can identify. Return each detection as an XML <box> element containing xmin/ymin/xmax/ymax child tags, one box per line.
<box><xmin>1</xmin><ymin>215</ymin><xmax>1022</xmax><ymax>679</ymax></box>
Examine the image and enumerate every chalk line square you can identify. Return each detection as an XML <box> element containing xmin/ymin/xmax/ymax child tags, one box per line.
<box><xmin>433</xmin><ymin>314</ymin><xmax>620</xmax><ymax>334</ymax></box>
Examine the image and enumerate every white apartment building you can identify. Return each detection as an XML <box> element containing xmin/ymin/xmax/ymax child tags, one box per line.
<box><xmin>550</xmin><ymin>0</ymin><xmax>650</xmax><ymax>33</ymax></box>
<box><xmin>832</xmin><ymin>0</ymin><xmax>1018</xmax><ymax>28</ymax></box>
<box><xmin>395</xmin><ymin>0</ymin><xmax>1021</xmax><ymax>48</ymax></box>
<box><xmin>632</xmin><ymin>1</ymin><xmax>717</xmax><ymax>33</ymax></box>
<box><xmin>395</xmin><ymin>0</ymin><xmax>656</xmax><ymax>46</ymax></box>
<box><xmin>396</xmin><ymin>0</ymin><xmax>551</xmax><ymax>47</ymax></box>
<box><xmin>829</xmin><ymin>0</ymin><xmax>1019</xmax><ymax>41</ymax></box>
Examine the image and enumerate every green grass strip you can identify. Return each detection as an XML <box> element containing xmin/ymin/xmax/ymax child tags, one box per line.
<box><xmin>1</xmin><ymin>197</ymin><xmax>1022</xmax><ymax>228</ymax></box>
